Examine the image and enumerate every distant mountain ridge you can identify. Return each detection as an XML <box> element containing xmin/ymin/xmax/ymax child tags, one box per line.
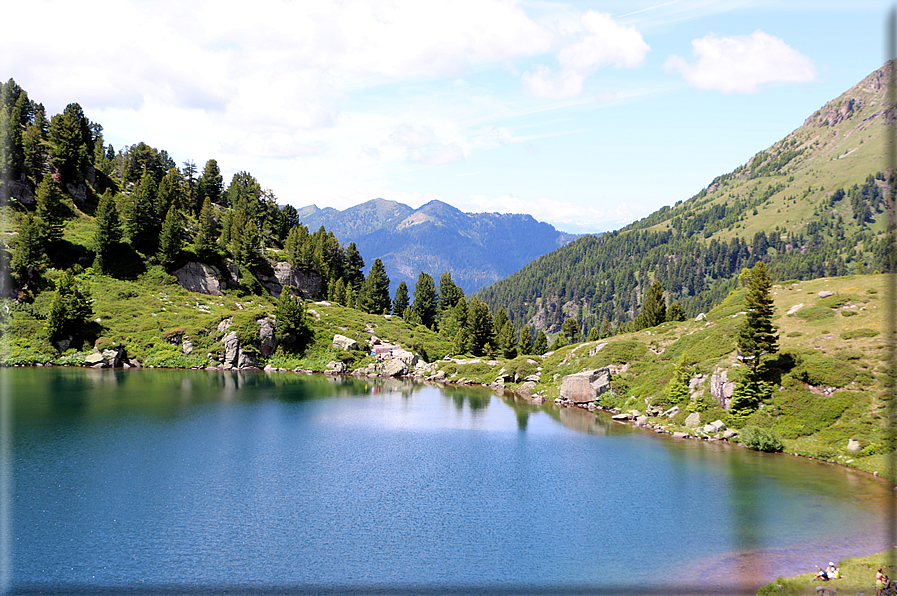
<box><xmin>477</xmin><ymin>60</ymin><xmax>895</xmax><ymax>335</ymax></box>
<box><xmin>296</xmin><ymin>198</ymin><xmax>580</xmax><ymax>294</ymax></box>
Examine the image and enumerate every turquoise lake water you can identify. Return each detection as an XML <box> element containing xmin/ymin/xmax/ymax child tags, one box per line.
<box><xmin>3</xmin><ymin>367</ymin><xmax>894</xmax><ymax>595</ymax></box>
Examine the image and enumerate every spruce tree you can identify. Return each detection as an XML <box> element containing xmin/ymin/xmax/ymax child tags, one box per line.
<box><xmin>11</xmin><ymin>213</ymin><xmax>43</xmax><ymax>283</ymax></box>
<box><xmin>467</xmin><ymin>297</ymin><xmax>494</xmax><ymax>356</ymax></box>
<box><xmin>517</xmin><ymin>325</ymin><xmax>533</xmax><ymax>355</ymax></box>
<box><xmin>533</xmin><ymin>331</ymin><xmax>548</xmax><ymax>355</ymax></box>
<box><xmin>730</xmin><ymin>262</ymin><xmax>779</xmax><ymax>418</ymax></box>
<box><xmin>438</xmin><ymin>272</ymin><xmax>464</xmax><ymax>313</ymax></box>
<box><xmin>193</xmin><ymin>196</ymin><xmax>218</xmax><ymax>260</ymax></box>
<box><xmin>274</xmin><ymin>289</ymin><xmax>310</xmax><ymax>352</ymax></box>
<box><xmin>362</xmin><ymin>258</ymin><xmax>391</xmax><ymax>314</ymax></box>
<box><xmin>587</xmin><ymin>327</ymin><xmax>599</xmax><ymax>342</ymax></box>
<box><xmin>635</xmin><ymin>280</ymin><xmax>666</xmax><ymax>330</ymax></box>
<box><xmin>93</xmin><ymin>191</ymin><xmax>121</xmax><ymax>275</ymax></box>
<box><xmin>34</xmin><ymin>176</ymin><xmax>67</xmax><ymax>243</ymax></box>
<box><xmin>667</xmin><ymin>301</ymin><xmax>687</xmax><ymax>322</ymax></box>
<box><xmin>561</xmin><ymin>317</ymin><xmax>580</xmax><ymax>344</ymax></box>
<box><xmin>44</xmin><ymin>271</ymin><xmax>92</xmax><ymax>342</ymax></box>
<box><xmin>412</xmin><ymin>272</ymin><xmax>438</xmax><ymax>329</ymax></box>
<box><xmin>157</xmin><ymin>205</ymin><xmax>182</xmax><ymax>270</ymax></box>
<box><xmin>392</xmin><ymin>281</ymin><xmax>410</xmax><ymax>316</ymax></box>
<box><xmin>344</xmin><ymin>243</ymin><xmax>365</xmax><ymax>292</ymax></box>
<box><xmin>498</xmin><ymin>320</ymin><xmax>517</xmax><ymax>358</ymax></box>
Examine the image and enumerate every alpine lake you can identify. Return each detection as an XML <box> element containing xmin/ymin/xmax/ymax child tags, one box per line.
<box><xmin>4</xmin><ymin>367</ymin><xmax>895</xmax><ymax>595</ymax></box>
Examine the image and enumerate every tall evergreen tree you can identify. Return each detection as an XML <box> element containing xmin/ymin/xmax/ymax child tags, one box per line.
<box><xmin>517</xmin><ymin>325</ymin><xmax>533</xmax><ymax>355</ymax></box>
<box><xmin>44</xmin><ymin>271</ymin><xmax>92</xmax><ymax>342</ymax></box>
<box><xmin>392</xmin><ymin>281</ymin><xmax>410</xmax><ymax>315</ymax></box>
<box><xmin>34</xmin><ymin>176</ymin><xmax>67</xmax><ymax>243</ymax></box>
<box><xmin>532</xmin><ymin>330</ymin><xmax>548</xmax><ymax>355</ymax></box>
<box><xmin>344</xmin><ymin>243</ymin><xmax>365</xmax><ymax>291</ymax></box>
<box><xmin>11</xmin><ymin>213</ymin><xmax>43</xmax><ymax>283</ymax></box>
<box><xmin>438</xmin><ymin>272</ymin><xmax>464</xmax><ymax>313</ymax></box>
<box><xmin>667</xmin><ymin>301</ymin><xmax>687</xmax><ymax>322</ymax></box>
<box><xmin>274</xmin><ymin>289</ymin><xmax>310</xmax><ymax>352</ymax></box>
<box><xmin>193</xmin><ymin>196</ymin><xmax>218</xmax><ymax>260</ymax></box>
<box><xmin>157</xmin><ymin>205</ymin><xmax>182</xmax><ymax>270</ymax></box>
<box><xmin>467</xmin><ymin>297</ymin><xmax>494</xmax><ymax>356</ymax></box>
<box><xmin>561</xmin><ymin>317</ymin><xmax>581</xmax><ymax>344</ymax></box>
<box><xmin>93</xmin><ymin>191</ymin><xmax>121</xmax><ymax>275</ymax></box>
<box><xmin>197</xmin><ymin>158</ymin><xmax>223</xmax><ymax>210</ymax></box>
<box><xmin>361</xmin><ymin>258</ymin><xmax>391</xmax><ymax>314</ymax></box>
<box><xmin>730</xmin><ymin>262</ymin><xmax>779</xmax><ymax>418</ymax></box>
<box><xmin>412</xmin><ymin>272</ymin><xmax>438</xmax><ymax>329</ymax></box>
<box><xmin>635</xmin><ymin>280</ymin><xmax>666</xmax><ymax>330</ymax></box>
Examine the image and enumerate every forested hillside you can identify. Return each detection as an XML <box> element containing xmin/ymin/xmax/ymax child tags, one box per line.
<box><xmin>479</xmin><ymin>60</ymin><xmax>894</xmax><ymax>337</ymax></box>
<box><xmin>297</xmin><ymin>198</ymin><xmax>580</xmax><ymax>294</ymax></box>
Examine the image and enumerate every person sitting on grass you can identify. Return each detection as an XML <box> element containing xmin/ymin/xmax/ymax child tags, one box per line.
<box><xmin>815</xmin><ymin>567</ymin><xmax>829</xmax><ymax>581</ymax></box>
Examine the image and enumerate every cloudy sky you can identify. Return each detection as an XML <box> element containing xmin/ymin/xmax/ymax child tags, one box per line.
<box><xmin>4</xmin><ymin>0</ymin><xmax>892</xmax><ymax>233</ymax></box>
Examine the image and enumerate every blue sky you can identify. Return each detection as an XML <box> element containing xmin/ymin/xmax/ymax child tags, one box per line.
<box><xmin>4</xmin><ymin>0</ymin><xmax>893</xmax><ymax>233</ymax></box>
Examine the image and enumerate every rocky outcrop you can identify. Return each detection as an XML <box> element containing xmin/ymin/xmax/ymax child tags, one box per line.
<box><xmin>382</xmin><ymin>359</ymin><xmax>409</xmax><ymax>377</ymax></box>
<box><xmin>173</xmin><ymin>262</ymin><xmax>223</xmax><ymax>296</ymax></box>
<box><xmin>710</xmin><ymin>369</ymin><xmax>735</xmax><ymax>410</ymax></box>
<box><xmin>684</xmin><ymin>412</ymin><xmax>701</xmax><ymax>427</ymax></box>
<box><xmin>258</xmin><ymin>318</ymin><xmax>276</xmax><ymax>357</ymax></box>
<box><xmin>332</xmin><ymin>334</ymin><xmax>358</xmax><ymax>351</ymax></box>
<box><xmin>84</xmin><ymin>347</ymin><xmax>126</xmax><ymax>368</ymax></box>
<box><xmin>559</xmin><ymin>368</ymin><xmax>611</xmax><ymax>404</ymax></box>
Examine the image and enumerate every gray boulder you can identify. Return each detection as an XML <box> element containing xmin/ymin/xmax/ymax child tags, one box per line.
<box><xmin>662</xmin><ymin>405</ymin><xmax>680</xmax><ymax>418</ymax></box>
<box><xmin>332</xmin><ymin>334</ymin><xmax>358</xmax><ymax>351</ymax></box>
<box><xmin>85</xmin><ymin>352</ymin><xmax>106</xmax><ymax>367</ymax></box>
<box><xmin>710</xmin><ymin>420</ymin><xmax>727</xmax><ymax>432</ymax></box>
<box><xmin>382</xmin><ymin>359</ymin><xmax>409</xmax><ymax>377</ymax></box>
<box><xmin>818</xmin><ymin>290</ymin><xmax>834</xmax><ymax>298</ymax></box>
<box><xmin>326</xmin><ymin>360</ymin><xmax>348</xmax><ymax>373</ymax></box>
<box><xmin>173</xmin><ymin>262</ymin><xmax>223</xmax><ymax>296</ymax></box>
<box><xmin>258</xmin><ymin>318</ymin><xmax>276</xmax><ymax>357</ymax></box>
<box><xmin>847</xmin><ymin>439</ymin><xmax>861</xmax><ymax>452</ymax></box>
<box><xmin>222</xmin><ymin>331</ymin><xmax>240</xmax><ymax>367</ymax></box>
<box><xmin>559</xmin><ymin>368</ymin><xmax>611</xmax><ymax>404</ymax></box>
<box><xmin>684</xmin><ymin>412</ymin><xmax>701</xmax><ymax>427</ymax></box>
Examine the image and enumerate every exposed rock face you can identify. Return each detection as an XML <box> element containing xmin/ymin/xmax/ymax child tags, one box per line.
<box><xmin>6</xmin><ymin>180</ymin><xmax>34</xmax><ymax>206</ymax></box>
<box><xmin>84</xmin><ymin>347</ymin><xmax>126</xmax><ymax>368</ymax></box>
<box><xmin>222</xmin><ymin>331</ymin><xmax>240</xmax><ymax>367</ymax></box>
<box><xmin>332</xmin><ymin>334</ymin><xmax>358</xmax><ymax>351</ymax></box>
<box><xmin>710</xmin><ymin>369</ymin><xmax>735</xmax><ymax>410</ymax></box>
<box><xmin>173</xmin><ymin>262</ymin><xmax>223</xmax><ymax>296</ymax></box>
<box><xmin>559</xmin><ymin>368</ymin><xmax>611</xmax><ymax>404</ymax></box>
<box><xmin>273</xmin><ymin>262</ymin><xmax>323</xmax><ymax>299</ymax></box>
<box><xmin>258</xmin><ymin>317</ymin><xmax>276</xmax><ymax>357</ymax></box>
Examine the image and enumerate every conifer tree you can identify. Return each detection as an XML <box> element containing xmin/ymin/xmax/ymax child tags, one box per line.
<box><xmin>274</xmin><ymin>289</ymin><xmax>310</xmax><ymax>352</ymax></box>
<box><xmin>93</xmin><ymin>191</ymin><xmax>121</xmax><ymax>275</ymax></box>
<box><xmin>497</xmin><ymin>320</ymin><xmax>517</xmax><ymax>358</ymax></box>
<box><xmin>635</xmin><ymin>280</ymin><xmax>666</xmax><ymax>330</ymax></box>
<box><xmin>412</xmin><ymin>272</ymin><xmax>438</xmax><ymax>329</ymax></box>
<box><xmin>452</xmin><ymin>326</ymin><xmax>470</xmax><ymax>356</ymax></box>
<box><xmin>467</xmin><ymin>297</ymin><xmax>494</xmax><ymax>356</ymax></box>
<box><xmin>561</xmin><ymin>317</ymin><xmax>581</xmax><ymax>344</ymax></box>
<box><xmin>157</xmin><ymin>205</ymin><xmax>182</xmax><ymax>270</ymax></box>
<box><xmin>730</xmin><ymin>262</ymin><xmax>779</xmax><ymax>418</ymax></box>
<box><xmin>667</xmin><ymin>301</ymin><xmax>687</xmax><ymax>322</ymax></box>
<box><xmin>361</xmin><ymin>258</ymin><xmax>391</xmax><ymax>314</ymax></box>
<box><xmin>517</xmin><ymin>325</ymin><xmax>533</xmax><ymax>355</ymax></box>
<box><xmin>392</xmin><ymin>281</ymin><xmax>410</xmax><ymax>315</ymax></box>
<box><xmin>438</xmin><ymin>272</ymin><xmax>464</xmax><ymax>313</ymax></box>
<box><xmin>44</xmin><ymin>271</ymin><xmax>92</xmax><ymax>342</ymax></box>
<box><xmin>344</xmin><ymin>243</ymin><xmax>365</xmax><ymax>292</ymax></box>
<box><xmin>331</xmin><ymin>277</ymin><xmax>347</xmax><ymax>306</ymax></box>
<box><xmin>11</xmin><ymin>213</ymin><xmax>43</xmax><ymax>283</ymax></box>
<box><xmin>587</xmin><ymin>326</ymin><xmax>599</xmax><ymax>342</ymax></box>
<box><xmin>193</xmin><ymin>196</ymin><xmax>218</xmax><ymax>260</ymax></box>
<box><xmin>34</xmin><ymin>176</ymin><xmax>67</xmax><ymax>243</ymax></box>
<box><xmin>533</xmin><ymin>330</ymin><xmax>548</xmax><ymax>355</ymax></box>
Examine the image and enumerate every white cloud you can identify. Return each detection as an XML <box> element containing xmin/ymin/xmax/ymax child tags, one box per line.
<box><xmin>523</xmin><ymin>11</ymin><xmax>649</xmax><ymax>99</ymax></box>
<box><xmin>664</xmin><ymin>30</ymin><xmax>816</xmax><ymax>93</ymax></box>
<box><xmin>409</xmin><ymin>144</ymin><xmax>466</xmax><ymax>165</ymax></box>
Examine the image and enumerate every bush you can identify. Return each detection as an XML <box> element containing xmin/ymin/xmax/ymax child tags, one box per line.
<box><xmin>791</xmin><ymin>353</ymin><xmax>855</xmax><ymax>387</ymax></box>
<box><xmin>740</xmin><ymin>426</ymin><xmax>784</xmax><ymax>452</ymax></box>
<box><xmin>840</xmin><ymin>328</ymin><xmax>879</xmax><ymax>339</ymax></box>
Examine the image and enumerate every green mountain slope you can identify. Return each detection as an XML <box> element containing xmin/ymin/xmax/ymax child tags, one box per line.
<box><xmin>296</xmin><ymin>198</ymin><xmax>580</xmax><ymax>294</ymax></box>
<box><xmin>478</xmin><ymin>60</ymin><xmax>895</xmax><ymax>335</ymax></box>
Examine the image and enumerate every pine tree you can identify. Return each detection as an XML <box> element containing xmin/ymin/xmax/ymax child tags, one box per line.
<box><xmin>11</xmin><ymin>213</ymin><xmax>43</xmax><ymax>283</ymax></box>
<box><xmin>452</xmin><ymin>326</ymin><xmax>470</xmax><ymax>356</ymax></box>
<box><xmin>93</xmin><ymin>191</ymin><xmax>121</xmax><ymax>275</ymax></box>
<box><xmin>44</xmin><ymin>271</ymin><xmax>92</xmax><ymax>342</ymax></box>
<box><xmin>193</xmin><ymin>196</ymin><xmax>218</xmax><ymax>260</ymax></box>
<box><xmin>533</xmin><ymin>331</ymin><xmax>548</xmax><ymax>355</ymax></box>
<box><xmin>157</xmin><ymin>205</ymin><xmax>182</xmax><ymax>270</ymax></box>
<box><xmin>667</xmin><ymin>301</ymin><xmax>687</xmax><ymax>322</ymax></box>
<box><xmin>331</xmin><ymin>277</ymin><xmax>347</xmax><ymax>306</ymax></box>
<box><xmin>438</xmin><ymin>272</ymin><xmax>464</xmax><ymax>313</ymax></box>
<box><xmin>497</xmin><ymin>320</ymin><xmax>517</xmax><ymax>358</ymax></box>
<box><xmin>362</xmin><ymin>258</ymin><xmax>391</xmax><ymax>314</ymax></box>
<box><xmin>34</xmin><ymin>176</ymin><xmax>67</xmax><ymax>243</ymax></box>
<box><xmin>635</xmin><ymin>280</ymin><xmax>666</xmax><ymax>330</ymax></box>
<box><xmin>392</xmin><ymin>281</ymin><xmax>410</xmax><ymax>315</ymax></box>
<box><xmin>274</xmin><ymin>289</ymin><xmax>310</xmax><ymax>352</ymax></box>
<box><xmin>730</xmin><ymin>262</ymin><xmax>779</xmax><ymax>418</ymax></box>
<box><xmin>467</xmin><ymin>297</ymin><xmax>494</xmax><ymax>356</ymax></box>
<box><xmin>561</xmin><ymin>317</ymin><xmax>581</xmax><ymax>344</ymax></box>
<box><xmin>736</xmin><ymin>262</ymin><xmax>778</xmax><ymax>373</ymax></box>
<box><xmin>412</xmin><ymin>272</ymin><xmax>438</xmax><ymax>329</ymax></box>
<box><xmin>587</xmin><ymin>326</ymin><xmax>599</xmax><ymax>342</ymax></box>
<box><xmin>517</xmin><ymin>325</ymin><xmax>533</xmax><ymax>355</ymax></box>
<box><xmin>344</xmin><ymin>243</ymin><xmax>365</xmax><ymax>292</ymax></box>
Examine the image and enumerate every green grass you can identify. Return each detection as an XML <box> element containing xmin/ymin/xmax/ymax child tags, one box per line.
<box><xmin>757</xmin><ymin>548</ymin><xmax>897</xmax><ymax>595</ymax></box>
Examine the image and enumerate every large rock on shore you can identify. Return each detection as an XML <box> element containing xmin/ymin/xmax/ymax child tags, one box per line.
<box><xmin>332</xmin><ymin>334</ymin><xmax>358</xmax><ymax>351</ymax></box>
<box><xmin>559</xmin><ymin>368</ymin><xmax>611</xmax><ymax>404</ymax></box>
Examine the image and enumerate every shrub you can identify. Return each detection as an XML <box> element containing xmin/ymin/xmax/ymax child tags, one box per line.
<box><xmin>840</xmin><ymin>328</ymin><xmax>879</xmax><ymax>339</ymax></box>
<box><xmin>791</xmin><ymin>353</ymin><xmax>855</xmax><ymax>387</ymax></box>
<box><xmin>795</xmin><ymin>306</ymin><xmax>834</xmax><ymax>322</ymax></box>
<box><xmin>740</xmin><ymin>426</ymin><xmax>784</xmax><ymax>452</ymax></box>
